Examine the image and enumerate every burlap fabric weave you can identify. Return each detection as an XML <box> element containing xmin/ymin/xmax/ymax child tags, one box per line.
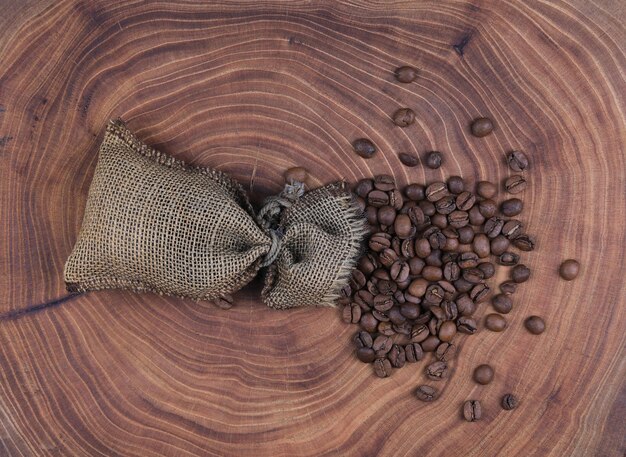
<box><xmin>64</xmin><ymin>120</ymin><xmax>368</xmax><ymax>309</ymax></box>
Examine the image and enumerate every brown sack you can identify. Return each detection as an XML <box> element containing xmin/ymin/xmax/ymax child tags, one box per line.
<box><xmin>64</xmin><ymin>120</ymin><xmax>367</xmax><ymax>309</ymax></box>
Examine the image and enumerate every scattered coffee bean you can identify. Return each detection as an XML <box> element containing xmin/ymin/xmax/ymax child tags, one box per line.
<box><xmin>388</xmin><ymin>344</ymin><xmax>406</xmax><ymax>368</ymax></box>
<box><xmin>501</xmin><ymin>394</ymin><xmax>519</xmax><ymax>410</ymax></box>
<box><xmin>507</xmin><ymin>150</ymin><xmax>529</xmax><ymax>171</ymax></box>
<box><xmin>512</xmin><ymin>234</ymin><xmax>536</xmax><ymax>251</ymax></box>
<box><xmin>421</xmin><ymin>335</ymin><xmax>441</xmax><ymax>352</ymax></box>
<box><xmin>457</xmin><ymin>317</ymin><xmax>477</xmax><ymax>334</ymax></box>
<box><xmin>511</xmin><ymin>264</ymin><xmax>531</xmax><ymax>283</ymax></box>
<box><xmin>463</xmin><ymin>400</ymin><xmax>482</xmax><ymax>422</ymax></box>
<box><xmin>394</xmin><ymin>65</ymin><xmax>419</xmax><ymax>83</ymax></box>
<box><xmin>399</xmin><ymin>152</ymin><xmax>419</xmax><ymax>167</ymax></box>
<box><xmin>357</xmin><ymin>347</ymin><xmax>376</xmax><ymax>363</ymax></box>
<box><xmin>438</xmin><ymin>320</ymin><xmax>457</xmax><ymax>342</ymax></box>
<box><xmin>353</xmin><ymin>138</ymin><xmax>377</xmax><ymax>158</ymax></box>
<box><xmin>426</xmin><ymin>151</ymin><xmax>443</xmax><ymax>169</ymax></box>
<box><xmin>435</xmin><ymin>342</ymin><xmax>457</xmax><ymax>362</ymax></box>
<box><xmin>284</xmin><ymin>166</ymin><xmax>307</xmax><ymax>183</ymax></box>
<box><xmin>499</xmin><ymin>281</ymin><xmax>518</xmax><ymax>295</ymax></box>
<box><xmin>490</xmin><ymin>235</ymin><xmax>510</xmax><ymax>256</ymax></box>
<box><xmin>485</xmin><ymin>313</ymin><xmax>507</xmax><ymax>332</ymax></box>
<box><xmin>497</xmin><ymin>252</ymin><xmax>520</xmax><ymax>266</ymax></box>
<box><xmin>502</xmin><ymin>220</ymin><xmax>523</xmax><ymax>239</ymax></box>
<box><xmin>415</xmin><ymin>385</ymin><xmax>438</xmax><ymax>402</ymax></box>
<box><xmin>405</xmin><ymin>342</ymin><xmax>425</xmax><ymax>362</ymax></box>
<box><xmin>525</xmin><ymin>316</ymin><xmax>545</xmax><ymax>334</ymax></box>
<box><xmin>471</xmin><ymin>117</ymin><xmax>494</xmax><ymax>137</ymax></box>
<box><xmin>393</xmin><ymin>108</ymin><xmax>416</xmax><ymax>127</ymax></box>
<box><xmin>473</xmin><ymin>364</ymin><xmax>494</xmax><ymax>385</ymax></box>
<box><xmin>559</xmin><ymin>259</ymin><xmax>580</xmax><ymax>280</ymax></box>
<box><xmin>426</xmin><ymin>361</ymin><xmax>449</xmax><ymax>380</ymax></box>
<box><xmin>492</xmin><ymin>294</ymin><xmax>512</xmax><ymax>314</ymax></box>
<box><xmin>374</xmin><ymin>358</ymin><xmax>393</xmax><ymax>378</ymax></box>
<box><xmin>476</xmin><ymin>181</ymin><xmax>497</xmax><ymax>199</ymax></box>
<box><xmin>447</xmin><ymin>176</ymin><xmax>465</xmax><ymax>194</ymax></box>
<box><xmin>354</xmin><ymin>331</ymin><xmax>373</xmax><ymax>348</ymax></box>
<box><xmin>505</xmin><ymin>175</ymin><xmax>526</xmax><ymax>194</ymax></box>
<box><xmin>501</xmin><ymin>198</ymin><xmax>523</xmax><ymax>217</ymax></box>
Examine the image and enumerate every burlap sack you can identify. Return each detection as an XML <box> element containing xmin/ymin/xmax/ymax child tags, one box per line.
<box><xmin>64</xmin><ymin>120</ymin><xmax>367</xmax><ymax>309</ymax></box>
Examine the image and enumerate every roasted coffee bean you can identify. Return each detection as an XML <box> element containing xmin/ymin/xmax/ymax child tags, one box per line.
<box><xmin>284</xmin><ymin>166</ymin><xmax>307</xmax><ymax>184</ymax></box>
<box><xmin>356</xmin><ymin>347</ymin><xmax>376</xmax><ymax>363</ymax></box>
<box><xmin>355</xmin><ymin>197</ymin><xmax>367</xmax><ymax>212</ymax></box>
<box><xmin>390</xmin><ymin>261</ymin><xmax>410</xmax><ymax>283</ymax></box>
<box><xmin>485</xmin><ymin>313</ymin><xmax>507</xmax><ymax>332</ymax></box>
<box><xmin>441</xmin><ymin>300</ymin><xmax>458</xmax><ymax>320</ymax></box>
<box><xmin>428</xmin><ymin>231</ymin><xmax>447</xmax><ymax>250</ymax></box>
<box><xmin>389</xmin><ymin>189</ymin><xmax>404</xmax><ymax>210</ymax></box>
<box><xmin>442</xmin><ymin>227</ymin><xmax>459</xmax><ymax>239</ymax></box>
<box><xmin>399</xmin><ymin>152</ymin><xmax>419</xmax><ymax>167</ymax></box>
<box><xmin>457</xmin><ymin>317</ymin><xmax>477</xmax><ymax>334</ymax></box>
<box><xmin>484</xmin><ymin>217</ymin><xmax>504</xmax><ymax>238</ymax></box>
<box><xmin>425</xmin><ymin>182</ymin><xmax>448</xmax><ymax>202</ymax></box>
<box><xmin>502</xmin><ymin>220</ymin><xmax>523</xmax><ymax>239</ymax></box>
<box><xmin>454</xmin><ymin>278</ymin><xmax>473</xmax><ymax>293</ymax></box>
<box><xmin>408</xmin><ymin>278</ymin><xmax>429</xmax><ymax>297</ymax></box>
<box><xmin>502</xmin><ymin>394</ymin><xmax>519</xmax><ymax>410</ymax></box>
<box><xmin>373</xmin><ymin>174</ymin><xmax>395</xmax><ymax>191</ymax></box>
<box><xmin>435</xmin><ymin>342</ymin><xmax>456</xmax><ymax>361</ymax></box>
<box><xmin>468</xmin><ymin>205</ymin><xmax>486</xmax><ymax>226</ymax></box>
<box><xmin>499</xmin><ymin>281</ymin><xmax>518</xmax><ymax>295</ymax></box>
<box><xmin>455</xmin><ymin>191</ymin><xmax>476</xmax><ymax>211</ymax></box>
<box><xmin>473</xmin><ymin>364</ymin><xmax>494</xmax><ymax>384</ymax></box>
<box><xmin>421</xmin><ymin>335</ymin><xmax>441</xmax><ymax>352</ymax></box>
<box><xmin>419</xmin><ymin>200</ymin><xmax>436</xmax><ymax>216</ymax></box>
<box><xmin>498</xmin><ymin>251</ymin><xmax>520</xmax><ymax>266</ymax></box>
<box><xmin>501</xmin><ymin>198</ymin><xmax>523</xmax><ymax>217</ymax></box>
<box><xmin>425</xmin><ymin>151</ymin><xmax>443</xmax><ymax>169</ymax></box>
<box><xmin>415</xmin><ymin>385</ymin><xmax>438</xmax><ymax>402</ymax></box>
<box><xmin>373</xmin><ymin>268</ymin><xmax>391</xmax><ymax>281</ymax></box>
<box><xmin>422</xmin><ymin>266</ymin><xmax>443</xmax><ymax>282</ymax></box>
<box><xmin>391</xmin><ymin>237</ymin><xmax>402</xmax><ymax>257</ymax></box>
<box><xmin>377</xmin><ymin>206</ymin><xmax>396</xmax><ymax>226</ymax></box>
<box><xmin>443</xmin><ymin>262</ymin><xmax>461</xmax><ymax>281</ymax></box>
<box><xmin>458</xmin><ymin>226</ymin><xmax>475</xmax><ymax>244</ymax></box>
<box><xmin>393</xmin><ymin>108</ymin><xmax>416</xmax><ymax>127</ymax></box>
<box><xmin>343</xmin><ymin>304</ymin><xmax>362</xmax><ymax>323</ymax></box>
<box><xmin>394</xmin><ymin>214</ymin><xmax>413</xmax><ymax>239</ymax></box>
<box><xmin>511</xmin><ymin>264</ymin><xmax>531</xmax><ymax>283</ymax></box>
<box><xmin>395</xmin><ymin>65</ymin><xmax>419</xmax><ymax>83</ymax></box>
<box><xmin>456</xmin><ymin>294</ymin><xmax>476</xmax><ymax>316</ymax></box>
<box><xmin>476</xmin><ymin>181</ymin><xmax>497</xmax><ymax>199</ymax></box>
<box><xmin>415</xmin><ymin>312</ymin><xmax>432</xmax><ymax>325</ymax></box>
<box><xmin>409</xmin><ymin>257</ymin><xmax>426</xmax><ymax>275</ymax></box>
<box><xmin>447</xmin><ymin>176</ymin><xmax>465</xmax><ymax>194</ymax></box>
<box><xmin>377</xmin><ymin>321</ymin><xmax>395</xmax><ymax>336</ymax></box>
<box><xmin>492</xmin><ymin>294</ymin><xmax>512</xmax><ymax>314</ymax></box>
<box><xmin>374</xmin><ymin>358</ymin><xmax>393</xmax><ymax>377</ymax></box>
<box><xmin>438</xmin><ymin>280</ymin><xmax>456</xmax><ymax>299</ymax></box>
<box><xmin>431</xmin><ymin>213</ymin><xmax>448</xmax><ymax>229</ymax></box>
<box><xmin>388</xmin><ymin>307</ymin><xmax>406</xmax><ymax>325</ymax></box>
<box><xmin>377</xmin><ymin>279</ymin><xmax>397</xmax><ymax>295</ymax></box>
<box><xmin>507</xmin><ymin>150</ymin><xmax>529</xmax><ymax>171</ymax></box>
<box><xmin>401</xmin><ymin>239</ymin><xmax>415</xmax><ymax>258</ymax></box>
<box><xmin>438</xmin><ymin>321</ymin><xmax>457</xmax><ymax>342</ymax></box>
<box><xmin>458</xmin><ymin>252</ymin><xmax>479</xmax><ymax>268</ymax></box>
<box><xmin>477</xmin><ymin>262</ymin><xmax>495</xmax><ymax>279</ymax></box>
<box><xmin>426</xmin><ymin>361</ymin><xmax>449</xmax><ymax>380</ymax></box>
<box><xmin>505</xmin><ymin>175</ymin><xmax>527</xmax><ymax>194</ymax></box>
<box><xmin>525</xmin><ymin>316</ymin><xmax>546</xmax><ymax>334</ymax></box>
<box><xmin>407</xmin><ymin>206</ymin><xmax>426</xmax><ymax>227</ymax></box>
<box><xmin>448</xmin><ymin>210</ymin><xmax>469</xmax><ymax>228</ymax></box>
<box><xmin>471</xmin><ymin>117</ymin><xmax>494</xmax><ymax>137</ymax></box>
<box><xmin>368</xmin><ymin>190</ymin><xmax>390</xmax><ymax>207</ymax></box>
<box><xmin>214</xmin><ymin>294</ymin><xmax>234</xmax><ymax>309</ymax></box>
<box><xmin>365</xmin><ymin>206</ymin><xmax>378</xmax><ymax>225</ymax></box>
<box><xmin>472</xmin><ymin>234</ymin><xmax>490</xmax><ymax>258</ymax></box>
<box><xmin>405</xmin><ymin>342</ymin><xmax>425</xmax><ymax>362</ymax></box>
<box><xmin>478</xmin><ymin>199</ymin><xmax>497</xmax><ymax>218</ymax></box>
<box><xmin>441</xmin><ymin>251</ymin><xmax>459</xmax><ymax>264</ymax></box>
<box><xmin>463</xmin><ymin>400</ymin><xmax>482</xmax><ymax>422</ymax></box>
<box><xmin>374</xmin><ymin>294</ymin><xmax>394</xmax><ymax>312</ymax></box>
<box><xmin>354</xmin><ymin>331</ymin><xmax>373</xmax><ymax>348</ymax></box>
<box><xmin>351</xmin><ymin>269</ymin><xmax>367</xmax><ymax>289</ymax></box>
<box><xmin>470</xmin><ymin>283</ymin><xmax>490</xmax><ymax>302</ymax></box>
<box><xmin>490</xmin><ymin>235</ymin><xmax>510</xmax><ymax>256</ymax></box>
<box><xmin>435</xmin><ymin>196</ymin><xmax>456</xmax><ymax>215</ymax></box>
<box><xmin>411</xmin><ymin>324</ymin><xmax>430</xmax><ymax>343</ymax></box>
<box><xmin>462</xmin><ymin>268</ymin><xmax>484</xmax><ymax>285</ymax></box>
<box><xmin>388</xmin><ymin>344</ymin><xmax>406</xmax><ymax>368</ymax></box>
<box><xmin>360</xmin><ymin>313</ymin><xmax>378</xmax><ymax>332</ymax></box>
<box><xmin>355</xmin><ymin>179</ymin><xmax>374</xmax><ymax>198</ymax></box>
<box><xmin>400</xmin><ymin>302</ymin><xmax>420</xmax><ymax>320</ymax></box>
<box><xmin>404</xmin><ymin>183</ymin><xmax>425</xmax><ymax>201</ymax></box>
<box><xmin>373</xmin><ymin>335</ymin><xmax>393</xmax><ymax>357</ymax></box>
<box><xmin>559</xmin><ymin>259</ymin><xmax>580</xmax><ymax>280</ymax></box>
<box><xmin>512</xmin><ymin>234</ymin><xmax>536</xmax><ymax>251</ymax></box>
<box><xmin>425</xmin><ymin>284</ymin><xmax>444</xmax><ymax>303</ymax></box>
<box><xmin>369</xmin><ymin>233</ymin><xmax>391</xmax><ymax>252</ymax></box>
<box><xmin>394</xmin><ymin>290</ymin><xmax>406</xmax><ymax>304</ymax></box>
<box><xmin>353</xmin><ymin>138</ymin><xmax>377</xmax><ymax>158</ymax></box>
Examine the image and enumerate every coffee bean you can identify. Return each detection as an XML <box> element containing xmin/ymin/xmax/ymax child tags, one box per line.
<box><xmin>377</xmin><ymin>206</ymin><xmax>396</xmax><ymax>226</ymax></box>
<box><xmin>441</xmin><ymin>300</ymin><xmax>458</xmax><ymax>320</ymax></box>
<box><xmin>399</xmin><ymin>152</ymin><xmax>419</xmax><ymax>167</ymax></box>
<box><xmin>374</xmin><ymin>358</ymin><xmax>393</xmax><ymax>377</ymax></box>
<box><xmin>472</xmin><ymin>234</ymin><xmax>490</xmax><ymax>258</ymax></box>
<box><xmin>367</xmin><ymin>190</ymin><xmax>390</xmax><ymax>207</ymax></box>
<box><xmin>501</xmin><ymin>394</ymin><xmax>519</xmax><ymax>410</ymax></box>
<box><xmin>395</xmin><ymin>65</ymin><xmax>419</xmax><ymax>83</ymax></box>
<box><xmin>497</xmin><ymin>252</ymin><xmax>520</xmax><ymax>266</ymax></box>
<box><xmin>525</xmin><ymin>316</ymin><xmax>545</xmax><ymax>334</ymax></box>
<box><xmin>351</xmin><ymin>269</ymin><xmax>367</xmax><ymax>289</ymax></box>
<box><xmin>502</xmin><ymin>220</ymin><xmax>523</xmax><ymax>239</ymax></box>
<box><xmin>354</xmin><ymin>179</ymin><xmax>374</xmax><ymax>198</ymax></box>
<box><xmin>393</xmin><ymin>108</ymin><xmax>416</xmax><ymax>127</ymax></box>
<box><xmin>471</xmin><ymin>117</ymin><xmax>494</xmax><ymax>137</ymax></box>
<box><xmin>389</xmin><ymin>189</ymin><xmax>403</xmax><ymax>210</ymax></box>
<box><xmin>399</xmin><ymin>303</ymin><xmax>420</xmax><ymax>320</ymax></box>
<box><xmin>462</xmin><ymin>267</ymin><xmax>484</xmax><ymax>284</ymax></box>
<box><xmin>353</xmin><ymin>138</ymin><xmax>377</xmax><ymax>158</ymax></box>
<box><xmin>421</xmin><ymin>335</ymin><xmax>441</xmax><ymax>352</ymax></box>
<box><xmin>447</xmin><ymin>176</ymin><xmax>465</xmax><ymax>194</ymax></box>
<box><xmin>428</xmin><ymin>231</ymin><xmax>447</xmax><ymax>250</ymax></box>
<box><xmin>408</xmin><ymin>278</ymin><xmax>429</xmax><ymax>297</ymax></box>
<box><xmin>476</xmin><ymin>181</ymin><xmax>497</xmax><ymax>199</ymax></box>
<box><xmin>426</xmin><ymin>361</ymin><xmax>449</xmax><ymax>380</ymax></box>
<box><xmin>360</xmin><ymin>313</ymin><xmax>378</xmax><ymax>332</ymax></box>
<box><xmin>492</xmin><ymin>294</ymin><xmax>512</xmax><ymax>314</ymax></box>
<box><xmin>388</xmin><ymin>344</ymin><xmax>406</xmax><ymax>368</ymax></box>
<box><xmin>463</xmin><ymin>400</ymin><xmax>482</xmax><ymax>422</ymax></box>
<box><xmin>477</xmin><ymin>262</ymin><xmax>495</xmax><ymax>279</ymax></box>
<box><xmin>435</xmin><ymin>342</ymin><xmax>456</xmax><ymax>361</ymax></box>
<box><xmin>457</xmin><ymin>317</ymin><xmax>477</xmax><ymax>334</ymax></box>
<box><xmin>214</xmin><ymin>294</ymin><xmax>234</xmax><ymax>309</ymax></box>
<box><xmin>373</xmin><ymin>335</ymin><xmax>393</xmax><ymax>357</ymax></box>
<box><xmin>405</xmin><ymin>342</ymin><xmax>425</xmax><ymax>362</ymax></box>
<box><xmin>354</xmin><ymin>331</ymin><xmax>373</xmax><ymax>348</ymax></box>
<box><xmin>458</xmin><ymin>252</ymin><xmax>479</xmax><ymax>269</ymax></box>
<box><xmin>388</xmin><ymin>307</ymin><xmax>406</xmax><ymax>325</ymax></box>
<box><xmin>485</xmin><ymin>313</ymin><xmax>507</xmax><ymax>332</ymax></box>
<box><xmin>559</xmin><ymin>259</ymin><xmax>580</xmax><ymax>280</ymax></box>
<box><xmin>512</xmin><ymin>234</ymin><xmax>536</xmax><ymax>251</ymax></box>
<box><xmin>490</xmin><ymin>235</ymin><xmax>510</xmax><ymax>256</ymax></box>
<box><xmin>484</xmin><ymin>217</ymin><xmax>504</xmax><ymax>239</ymax></box>
<box><xmin>425</xmin><ymin>182</ymin><xmax>448</xmax><ymax>202</ymax></box>
<box><xmin>373</xmin><ymin>174</ymin><xmax>395</xmax><ymax>191</ymax></box>
<box><xmin>415</xmin><ymin>385</ymin><xmax>438</xmax><ymax>402</ymax></box>
<box><xmin>356</xmin><ymin>347</ymin><xmax>376</xmax><ymax>363</ymax></box>
<box><xmin>422</xmin><ymin>266</ymin><xmax>443</xmax><ymax>282</ymax></box>
<box><xmin>404</xmin><ymin>184</ymin><xmax>425</xmax><ymax>201</ymax></box>
<box><xmin>511</xmin><ymin>264</ymin><xmax>531</xmax><ymax>283</ymax></box>
<box><xmin>411</xmin><ymin>324</ymin><xmax>430</xmax><ymax>343</ymax></box>
<box><xmin>435</xmin><ymin>196</ymin><xmax>456</xmax><ymax>215</ymax></box>
<box><xmin>505</xmin><ymin>175</ymin><xmax>527</xmax><ymax>194</ymax></box>
<box><xmin>284</xmin><ymin>166</ymin><xmax>307</xmax><ymax>183</ymax></box>
<box><xmin>458</xmin><ymin>226</ymin><xmax>475</xmax><ymax>244</ymax></box>
<box><xmin>343</xmin><ymin>304</ymin><xmax>361</xmax><ymax>323</ymax></box>
<box><xmin>473</xmin><ymin>364</ymin><xmax>494</xmax><ymax>384</ymax></box>
<box><xmin>443</xmin><ymin>262</ymin><xmax>461</xmax><ymax>281</ymax></box>
<box><xmin>499</xmin><ymin>281</ymin><xmax>518</xmax><ymax>295</ymax></box>
<box><xmin>507</xmin><ymin>150</ymin><xmax>529</xmax><ymax>171</ymax></box>
<box><xmin>426</xmin><ymin>151</ymin><xmax>443</xmax><ymax>169</ymax></box>
<box><xmin>438</xmin><ymin>320</ymin><xmax>457</xmax><ymax>342</ymax></box>
<box><xmin>456</xmin><ymin>294</ymin><xmax>476</xmax><ymax>316</ymax></box>
<box><xmin>373</xmin><ymin>294</ymin><xmax>394</xmax><ymax>312</ymax></box>
<box><xmin>455</xmin><ymin>191</ymin><xmax>476</xmax><ymax>211</ymax></box>
<box><xmin>468</xmin><ymin>205</ymin><xmax>486</xmax><ymax>226</ymax></box>
<box><xmin>394</xmin><ymin>214</ymin><xmax>412</xmax><ymax>239</ymax></box>
<box><xmin>478</xmin><ymin>199</ymin><xmax>497</xmax><ymax>218</ymax></box>
<box><xmin>470</xmin><ymin>283</ymin><xmax>490</xmax><ymax>302</ymax></box>
<box><xmin>365</xmin><ymin>206</ymin><xmax>378</xmax><ymax>225</ymax></box>
<box><xmin>501</xmin><ymin>198</ymin><xmax>523</xmax><ymax>217</ymax></box>
<box><xmin>432</xmin><ymin>213</ymin><xmax>448</xmax><ymax>229</ymax></box>
<box><xmin>419</xmin><ymin>199</ymin><xmax>436</xmax><ymax>216</ymax></box>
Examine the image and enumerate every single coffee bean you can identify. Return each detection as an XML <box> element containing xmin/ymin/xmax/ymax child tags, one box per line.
<box><xmin>426</xmin><ymin>361</ymin><xmax>449</xmax><ymax>380</ymax></box>
<box><xmin>455</xmin><ymin>191</ymin><xmax>476</xmax><ymax>211</ymax></box>
<box><xmin>448</xmin><ymin>210</ymin><xmax>469</xmax><ymax>229</ymax></box>
<box><xmin>499</xmin><ymin>281</ymin><xmax>518</xmax><ymax>295</ymax></box>
<box><xmin>425</xmin><ymin>151</ymin><xmax>443</xmax><ymax>169</ymax></box>
<box><xmin>374</xmin><ymin>358</ymin><xmax>393</xmax><ymax>378</ymax></box>
<box><xmin>476</xmin><ymin>181</ymin><xmax>497</xmax><ymax>199</ymax></box>
<box><xmin>485</xmin><ymin>313</ymin><xmax>507</xmax><ymax>332</ymax></box>
<box><xmin>360</xmin><ymin>313</ymin><xmax>378</xmax><ymax>332</ymax></box>
<box><xmin>425</xmin><ymin>284</ymin><xmax>444</xmax><ymax>303</ymax></box>
<box><xmin>441</xmin><ymin>300</ymin><xmax>458</xmax><ymax>320</ymax></box>
<box><xmin>501</xmin><ymin>198</ymin><xmax>523</xmax><ymax>217</ymax></box>
<box><xmin>468</xmin><ymin>205</ymin><xmax>486</xmax><ymax>226</ymax></box>
<box><xmin>389</xmin><ymin>189</ymin><xmax>403</xmax><ymax>210</ymax></box>
<box><xmin>419</xmin><ymin>199</ymin><xmax>436</xmax><ymax>216</ymax></box>
<box><xmin>456</xmin><ymin>294</ymin><xmax>476</xmax><ymax>316</ymax></box>
<box><xmin>428</xmin><ymin>231</ymin><xmax>447</xmax><ymax>250</ymax></box>
<box><xmin>354</xmin><ymin>331</ymin><xmax>373</xmax><ymax>348</ymax></box>
<box><xmin>447</xmin><ymin>176</ymin><xmax>465</xmax><ymax>194</ymax></box>
<box><xmin>421</xmin><ymin>335</ymin><xmax>441</xmax><ymax>352</ymax></box>
<box><xmin>463</xmin><ymin>267</ymin><xmax>484</xmax><ymax>284</ymax></box>
<box><xmin>443</xmin><ymin>262</ymin><xmax>461</xmax><ymax>281</ymax></box>
<box><xmin>399</xmin><ymin>152</ymin><xmax>419</xmax><ymax>167</ymax></box>
<box><xmin>394</xmin><ymin>214</ymin><xmax>412</xmax><ymax>239</ymax></box>
<box><xmin>404</xmin><ymin>183</ymin><xmax>425</xmax><ymax>201</ymax></box>
<box><xmin>377</xmin><ymin>206</ymin><xmax>396</xmax><ymax>226</ymax></box>
<box><xmin>394</xmin><ymin>65</ymin><xmax>419</xmax><ymax>83</ymax></box>
<box><xmin>407</xmin><ymin>206</ymin><xmax>426</xmax><ymax>227</ymax></box>
<box><xmin>525</xmin><ymin>316</ymin><xmax>546</xmax><ymax>334</ymax></box>
<box><xmin>458</xmin><ymin>252</ymin><xmax>479</xmax><ymax>269</ymax></box>
<box><xmin>501</xmin><ymin>394</ymin><xmax>519</xmax><ymax>410</ymax></box>
<box><xmin>477</xmin><ymin>262</ymin><xmax>495</xmax><ymax>279</ymax></box>
<box><xmin>284</xmin><ymin>166</ymin><xmax>307</xmax><ymax>183</ymax></box>
<box><xmin>463</xmin><ymin>400</ymin><xmax>482</xmax><ymax>422</ymax></box>
<box><xmin>415</xmin><ymin>385</ymin><xmax>438</xmax><ymax>402</ymax></box>
<box><xmin>435</xmin><ymin>342</ymin><xmax>456</xmax><ymax>361</ymax></box>
<box><xmin>214</xmin><ymin>294</ymin><xmax>234</xmax><ymax>309</ymax></box>
<box><xmin>411</xmin><ymin>324</ymin><xmax>430</xmax><ymax>343</ymax></box>
<box><xmin>373</xmin><ymin>174</ymin><xmax>395</xmax><ymax>191</ymax></box>
<box><xmin>438</xmin><ymin>320</ymin><xmax>457</xmax><ymax>342</ymax></box>
<box><xmin>393</xmin><ymin>108</ymin><xmax>416</xmax><ymax>127</ymax></box>
<box><xmin>388</xmin><ymin>307</ymin><xmax>406</xmax><ymax>325</ymax></box>
<box><xmin>478</xmin><ymin>199</ymin><xmax>497</xmax><ymax>218</ymax></box>
<box><xmin>470</xmin><ymin>283</ymin><xmax>490</xmax><ymax>302</ymax></box>
<box><xmin>498</xmin><ymin>251</ymin><xmax>520</xmax><ymax>266</ymax></box>
<box><xmin>405</xmin><ymin>342</ymin><xmax>425</xmax><ymax>362</ymax></box>
<box><xmin>355</xmin><ymin>196</ymin><xmax>367</xmax><ymax>212</ymax></box>
<box><xmin>484</xmin><ymin>217</ymin><xmax>504</xmax><ymax>238</ymax></box>
<box><xmin>343</xmin><ymin>304</ymin><xmax>361</xmax><ymax>323</ymax></box>
<box><xmin>367</xmin><ymin>190</ymin><xmax>390</xmax><ymax>207</ymax></box>
<box><xmin>492</xmin><ymin>294</ymin><xmax>513</xmax><ymax>314</ymax></box>
<box><xmin>471</xmin><ymin>117</ymin><xmax>494</xmax><ymax>137</ymax></box>
<box><xmin>373</xmin><ymin>294</ymin><xmax>394</xmax><ymax>312</ymax></box>
<box><xmin>472</xmin><ymin>234</ymin><xmax>490</xmax><ymax>258</ymax></box>
<box><xmin>473</xmin><ymin>364</ymin><xmax>494</xmax><ymax>384</ymax></box>
<box><xmin>458</xmin><ymin>226</ymin><xmax>475</xmax><ymax>244</ymax></box>
<box><xmin>502</xmin><ymin>219</ymin><xmax>523</xmax><ymax>239</ymax></box>
<box><xmin>490</xmin><ymin>235</ymin><xmax>510</xmax><ymax>256</ymax></box>
<box><xmin>355</xmin><ymin>179</ymin><xmax>374</xmax><ymax>198</ymax></box>
<box><xmin>408</xmin><ymin>278</ymin><xmax>429</xmax><ymax>297</ymax></box>
<box><xmin>351</xmin><ymin>269</ymin><xmax>367</xmax><ymax>289</ymax></box>
<box><xmin>432</xmin><ymin>213</ymin><xmax>448</xmax><ymax>229</ymax></box>
<box><xmin>399</xmin><ymin>302</ymin><xmax>419</xmax><ymax>320</ymax></box>
<box><xmin>388</xmin><ymin>344</ymin><xmax>406</xmax><ymax>368</ymax></box>
<box><xmin>353</xmin><ymin>138</ymin><xmax>377</xmax><ymax>158</ymax></box>
<box><xmin>512</xmin><ymin>234</ymin><xmax>536</xmax><ymax>251</ymax></box>
<box><xmin>559</xmin><ymin>259</ymin><xmax>580</xmax><ymax>280</ymax></box>
<box><xmin>507</xmin><ymin>150</ymin><xmax>529</xmax><ymax>171</ymax></box>
<box><xmin>425</xmin><ymin>182</ymin><xmax>448</xmax><ymax>202</ymax></box>
<box><xmin>356</xmin><ymin>347</ymin><xmax>376</xmax><ymax>363</ymax></box>
<box><xmin>511</xmin><ymin>264</ymin><xmax>531</xmax><ymax>283</ymax></box>
<box><xmin>365</xmin><ymin>206</ymin><xmax>378</xmax><ymax>225</ymax></box>
<box><xmin>422</xmin><ymin>266</ymin><xmax>443</xmax><ymax>282</ymax></box>
<box><xmin>457</xmin><ymin>317</ymin><xmax>477</xmax><ymax>334</ymax></box>
<box><xmin>505</xmin><ymin>175</ymin><xmax>527</xmax><ymax>194</ymax></box>
<box><xmin>373</xmin><ymin>335</ymin><xmax>393</xmax><ymax>357</ymax></box>
<box><xmin>408</xmin><ymin>257</ymin><xmax>425</xmax><ymax>275</ymax></box>
<box><xmin>435</xmin><ymin>196</ymin><xmax>456</xmax><ymax>215</ymax></box>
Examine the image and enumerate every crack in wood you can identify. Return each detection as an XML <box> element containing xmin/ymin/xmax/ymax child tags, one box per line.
<box><xmin>0</xmin><ymin>293</ymin><xmax>83</xmax><ymax>321</ymax></box>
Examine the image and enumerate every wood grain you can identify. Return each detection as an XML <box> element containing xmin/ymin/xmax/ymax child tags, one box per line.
<box><xmin>1</xmin><ymin>1</ymin><xmax>625</xmax><ymax>456</ymax></box>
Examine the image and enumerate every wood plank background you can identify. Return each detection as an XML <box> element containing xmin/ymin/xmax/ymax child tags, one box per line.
<box><xmin>0</xmin><ymin>1</ymin><xmax>624</xmax><ymax>456</ymax></box>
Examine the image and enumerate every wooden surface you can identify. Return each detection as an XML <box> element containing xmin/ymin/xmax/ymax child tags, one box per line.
<box><xmin>1</xmin><ymin>1</ymin><xmax>625</xmax><ymax>456</ymax></box>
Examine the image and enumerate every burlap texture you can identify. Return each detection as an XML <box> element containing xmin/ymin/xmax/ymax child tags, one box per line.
<box><xmin>64</xmin><ymin>120</ymin><xmax>367</xmax><ymax>309</ymax></box>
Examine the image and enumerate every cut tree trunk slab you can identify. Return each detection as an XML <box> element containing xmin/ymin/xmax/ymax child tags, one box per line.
<box><xmin>0</xmin><ymin>1</ymin><xmax>624</xmax><ymax>456</ymax></box>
